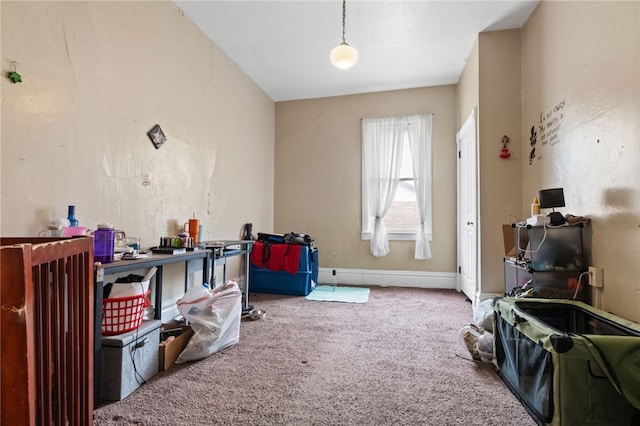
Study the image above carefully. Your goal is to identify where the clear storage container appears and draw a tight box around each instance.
[528,223,584,271]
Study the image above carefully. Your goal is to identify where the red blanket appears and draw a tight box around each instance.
[251,242,301,275]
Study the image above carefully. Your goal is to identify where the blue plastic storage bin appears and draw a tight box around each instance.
[310,249,318,284]
[250,247,318,296]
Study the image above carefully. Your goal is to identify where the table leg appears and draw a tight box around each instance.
[94,273,103,406]
[154,266,163,320]
[244,250,250,310]
[203,253,210,287]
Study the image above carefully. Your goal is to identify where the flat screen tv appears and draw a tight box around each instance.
[539,188,565,209]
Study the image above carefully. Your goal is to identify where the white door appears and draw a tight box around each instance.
[457,110,478,304]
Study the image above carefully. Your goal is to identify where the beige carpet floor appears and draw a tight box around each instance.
[94,286,536,425]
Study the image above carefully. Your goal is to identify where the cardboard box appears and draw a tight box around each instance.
[503,224,529,257]
[159,323,194,371]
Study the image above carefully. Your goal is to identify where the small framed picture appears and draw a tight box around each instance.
[147,124,167,149]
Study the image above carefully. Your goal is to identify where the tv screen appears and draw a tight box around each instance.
[539,188,565,209]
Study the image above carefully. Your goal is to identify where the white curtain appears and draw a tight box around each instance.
[362,117,405,256]
[406,114,433,259]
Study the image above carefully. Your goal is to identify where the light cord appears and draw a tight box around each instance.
[341,0,347,43]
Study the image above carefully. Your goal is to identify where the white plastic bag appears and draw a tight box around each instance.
[473,297,498,332]
[180,281,210,302]
[175,280,242,364]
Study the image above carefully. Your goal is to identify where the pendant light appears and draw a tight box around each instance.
[330,0,358,69]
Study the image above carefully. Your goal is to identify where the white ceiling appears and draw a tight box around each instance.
[175,0,539,102]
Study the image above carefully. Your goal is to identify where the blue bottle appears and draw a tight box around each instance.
[67,205,79,227]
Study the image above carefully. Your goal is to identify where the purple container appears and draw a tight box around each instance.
[94,224,115,264]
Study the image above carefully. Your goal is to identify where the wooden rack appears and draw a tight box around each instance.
[1,237,94,426]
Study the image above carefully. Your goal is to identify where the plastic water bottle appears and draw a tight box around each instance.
[94,224,115,264]
[67,205,79,227]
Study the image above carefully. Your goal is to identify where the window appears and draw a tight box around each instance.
[361,114,432,258]
[383,138,419,233]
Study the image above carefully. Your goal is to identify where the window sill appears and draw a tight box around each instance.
[361,232,417,241]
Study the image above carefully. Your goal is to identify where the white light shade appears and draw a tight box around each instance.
[330,42,358,69]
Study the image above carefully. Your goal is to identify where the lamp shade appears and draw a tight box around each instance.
[330,42,358,69]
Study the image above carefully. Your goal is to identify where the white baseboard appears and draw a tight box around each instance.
[317,267,456,289]
[156,269,457,321]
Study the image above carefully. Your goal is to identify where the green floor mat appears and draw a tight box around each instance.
[305,285,370,303]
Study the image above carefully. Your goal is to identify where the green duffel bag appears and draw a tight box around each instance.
[493,297,640,426]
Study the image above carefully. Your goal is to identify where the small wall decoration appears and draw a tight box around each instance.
[529,126,537,165]
[7,61,22,83]
[499,135,511,159]
[147,124,167,149]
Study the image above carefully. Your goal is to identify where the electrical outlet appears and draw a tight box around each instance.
[588,266,604,288]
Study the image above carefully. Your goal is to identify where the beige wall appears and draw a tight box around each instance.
[457,39,479,129]
[1,1,274,303]
[520,1,640,321]
[275,86,458,273]
[456,30,524,300]
[477,29,524,297]
[2,1,274,241]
